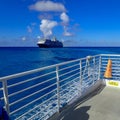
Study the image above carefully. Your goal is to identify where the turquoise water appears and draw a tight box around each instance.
[0,47,119,77]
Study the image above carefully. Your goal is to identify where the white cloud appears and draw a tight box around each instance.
[37,36,41,39]
[29,1,66,12]
[22,37,26,41]
[38,13,53,20]
[31,22,37,26]
[29,1,73,37]
[27,26,32,33]
[60,13,73,36]
[64,31,73,36]
[60,12,69,24]
[63,26,73,36]
[40,19,58,38]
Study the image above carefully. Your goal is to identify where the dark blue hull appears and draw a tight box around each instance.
[37,42,63,48]
[37,44,63,48]
[37,39,63,48]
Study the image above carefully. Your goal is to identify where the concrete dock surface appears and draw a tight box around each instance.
[59,86,120,120]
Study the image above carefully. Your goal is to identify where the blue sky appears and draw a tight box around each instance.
[0,0,120,47]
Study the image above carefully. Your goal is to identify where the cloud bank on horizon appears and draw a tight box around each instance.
[29,0,73,38]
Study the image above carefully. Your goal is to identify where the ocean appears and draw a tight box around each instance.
[0,47,119,77]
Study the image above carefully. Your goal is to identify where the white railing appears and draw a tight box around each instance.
[0,54,101,120]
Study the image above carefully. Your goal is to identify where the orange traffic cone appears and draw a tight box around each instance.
[104,59,112,78]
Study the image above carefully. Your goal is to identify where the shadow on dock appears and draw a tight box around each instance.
[60,85,105,120]
[61,106,90,120]
[50,84,105,120]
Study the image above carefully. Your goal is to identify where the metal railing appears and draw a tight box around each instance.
[0,54,102,119]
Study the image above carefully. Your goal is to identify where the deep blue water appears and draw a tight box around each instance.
[0,47,120,77]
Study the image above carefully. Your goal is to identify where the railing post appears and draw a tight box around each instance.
[2,80,10,115]
[92,57,96,84]
[56,65,60,113]
[98,55,102,80]
[87,59,89,76]
[87,56,92,77]
[79,60,82,94]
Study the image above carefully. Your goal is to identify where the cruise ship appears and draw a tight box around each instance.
[37,37,63,48]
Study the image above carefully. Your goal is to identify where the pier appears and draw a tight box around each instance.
[52,86,120,120]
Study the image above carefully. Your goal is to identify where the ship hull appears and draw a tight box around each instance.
[37,38,63,48]
[37,44,63,48]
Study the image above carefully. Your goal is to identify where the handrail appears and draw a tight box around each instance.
[60,72,80,83]
[0,65,56,82]
[60,77,80,92]
[100,54,120,56]
[0,57,84,82]
[0,55,99,82]
[0,54,104,119]
[15,93,57,120]
[59,68,80,78]
[10,88,57,115]
[59,63,79,72]
[9,83,57,106]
